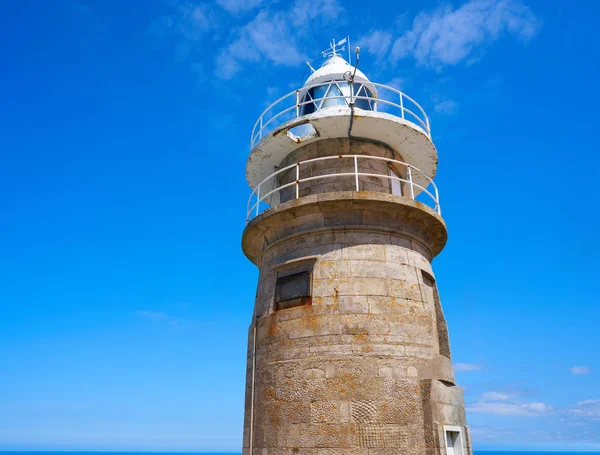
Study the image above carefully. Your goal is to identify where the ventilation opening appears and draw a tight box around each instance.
[445,429,464,455]
[287,123,318,143]
[275,270,311,310]
[421,269,451,359]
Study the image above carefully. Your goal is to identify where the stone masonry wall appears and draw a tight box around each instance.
[277,138,409,203]
[242,225,470,455]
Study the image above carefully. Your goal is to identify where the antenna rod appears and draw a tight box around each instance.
[347,36,351,64]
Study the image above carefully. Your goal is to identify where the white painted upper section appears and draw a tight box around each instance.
[246,48,437,194]
[246,107,438,193]
[304,56,376,95]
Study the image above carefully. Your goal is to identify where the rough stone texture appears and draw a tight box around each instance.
[242,169,471,454]
[276,139,409,204]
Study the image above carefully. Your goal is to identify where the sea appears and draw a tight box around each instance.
[2,452,599,455]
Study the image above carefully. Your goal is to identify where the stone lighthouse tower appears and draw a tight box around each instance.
[242,39,471,455]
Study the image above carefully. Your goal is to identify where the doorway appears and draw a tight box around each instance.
[389,167,402,196]
[445,428,464,455]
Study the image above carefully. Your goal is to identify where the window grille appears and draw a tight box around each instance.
[275,271,311,310]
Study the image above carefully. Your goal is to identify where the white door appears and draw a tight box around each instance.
[446,431,455,455]
[446,431,463,455]
[389,168,402,196]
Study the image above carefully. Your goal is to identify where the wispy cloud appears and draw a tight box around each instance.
[390,0,541,68]
[434,99,459,114]
[385,77,410,91]
[481,391,512,401]
[454,362,483,372]
[470,425,516,439]
[215,0,344,79]
[135,310,180,326]
[148,1,218,62]
[150,2,215,41]
[570,400,600,418]
[570,366,591,375]
[216,0,265,14]
[468,391,553,416]
[358,30,393,60]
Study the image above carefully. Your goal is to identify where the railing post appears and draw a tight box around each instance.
[259,116,263,139]
[256,185,260,217]
[407,166,415,200]
[296,90,300,118]
[354,156,360,191]
[435,186,441,216]
[296,162,300,199]
[400,93,405,119]
[426,116,431,138]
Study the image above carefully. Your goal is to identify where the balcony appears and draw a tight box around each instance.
[251,80,432,150]
[246,154,440,222]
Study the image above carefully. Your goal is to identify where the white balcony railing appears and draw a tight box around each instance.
[251,81,431,149]
[246,155,440,222]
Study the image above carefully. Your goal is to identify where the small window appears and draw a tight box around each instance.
[276,271,311,310]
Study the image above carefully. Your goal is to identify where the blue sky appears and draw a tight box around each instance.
[0,0,599,452]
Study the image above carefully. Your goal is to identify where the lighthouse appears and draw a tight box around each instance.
[241,39,472,455]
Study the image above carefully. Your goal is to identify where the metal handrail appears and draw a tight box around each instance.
[250,81,431,149]
[246,154,440,222]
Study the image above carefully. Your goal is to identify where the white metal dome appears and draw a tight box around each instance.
[304,55,376,95]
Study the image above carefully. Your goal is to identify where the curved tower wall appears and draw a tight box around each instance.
[242,49,471,455]
[242,192,471,455]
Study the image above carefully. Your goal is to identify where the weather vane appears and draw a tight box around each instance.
[321,37,351,61]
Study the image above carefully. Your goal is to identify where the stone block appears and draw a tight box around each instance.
[403,265,422,285]
[351,400,378,423]
[377,399,423,425]
[276,378,327,402]
[377,363,405,378]
[430,380,464,406]
[339,401,351,423]
[345,244,387,261]
[351,260,388,278]
[311,401,341,424]
[326,377,385,401]
[356,424,408,448]
[387,278,423,301]
[309,344,354,357]
[383,261,405,280]
[288,423,346,448]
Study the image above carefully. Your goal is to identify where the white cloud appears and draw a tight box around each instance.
[470,425,516,439]
[390,0,541,67]
[135,310,182,326]
[570,366,591,375]
[434,99,459,114]
[151,2,215,41]
[148,1,217,62]
[468,391,553,416]
[215,0,343,79]
[454,362,483,372]
[359,30,393,59]
[481,391,512,401]
[571,400,600,418]
[217,0,265,13]
[385,77,410,91]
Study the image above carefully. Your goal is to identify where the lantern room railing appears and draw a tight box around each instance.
[246,155,440,222]
[251,81,431,149]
